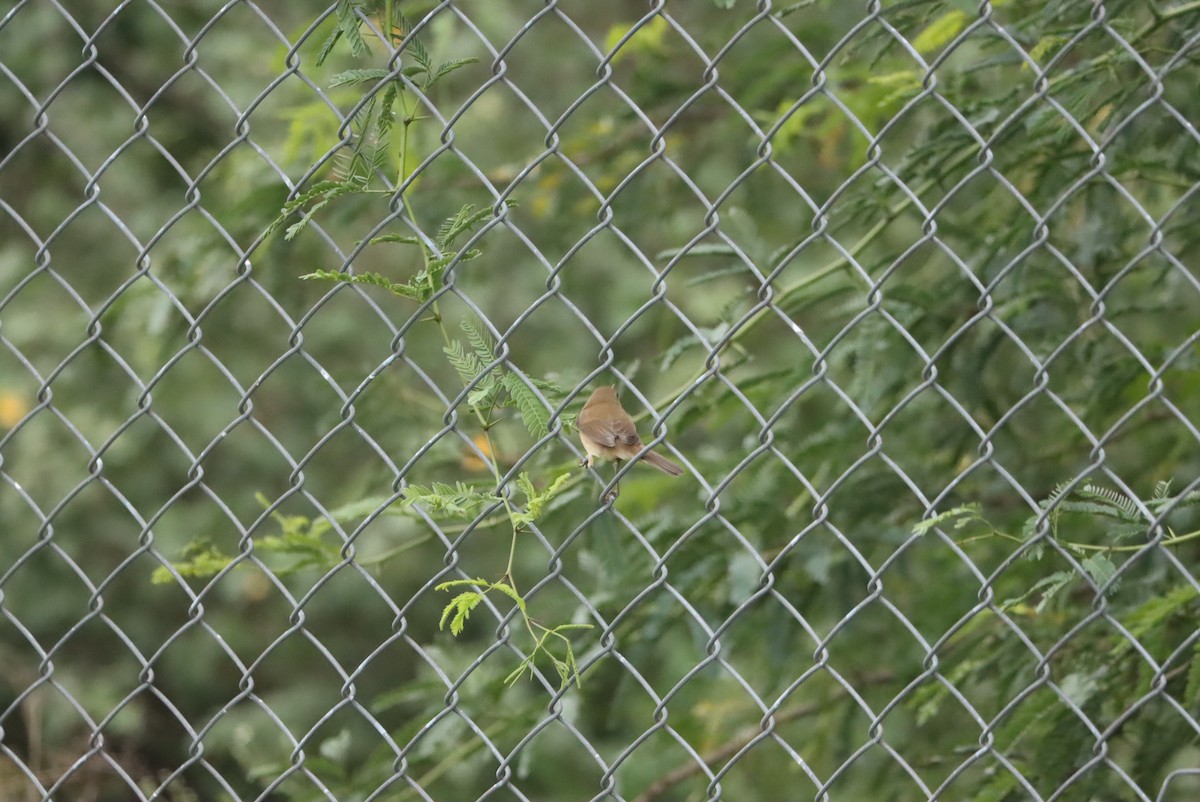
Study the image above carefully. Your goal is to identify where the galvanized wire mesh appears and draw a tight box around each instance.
[3,1,1200,800]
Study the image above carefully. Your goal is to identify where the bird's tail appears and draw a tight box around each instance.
[641,450,683,476]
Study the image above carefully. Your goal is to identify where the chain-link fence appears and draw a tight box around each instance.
[3,1,1200,800]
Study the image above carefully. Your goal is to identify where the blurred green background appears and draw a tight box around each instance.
[3,1,1200,800]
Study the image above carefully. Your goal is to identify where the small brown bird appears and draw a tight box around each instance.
[577,386,683,479]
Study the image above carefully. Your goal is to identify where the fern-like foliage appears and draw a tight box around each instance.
[439,317,571,438]
[271,13,480,245]
[401,481,498,519]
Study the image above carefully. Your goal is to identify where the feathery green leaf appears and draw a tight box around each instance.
[503,373,550,437]
[330,68,395,87]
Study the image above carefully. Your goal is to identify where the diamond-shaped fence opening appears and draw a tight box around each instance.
[3,1,1200,800]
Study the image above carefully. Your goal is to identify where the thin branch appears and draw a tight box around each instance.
[632,671,895,802]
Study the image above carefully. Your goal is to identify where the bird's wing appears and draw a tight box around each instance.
[577,415,641,448]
